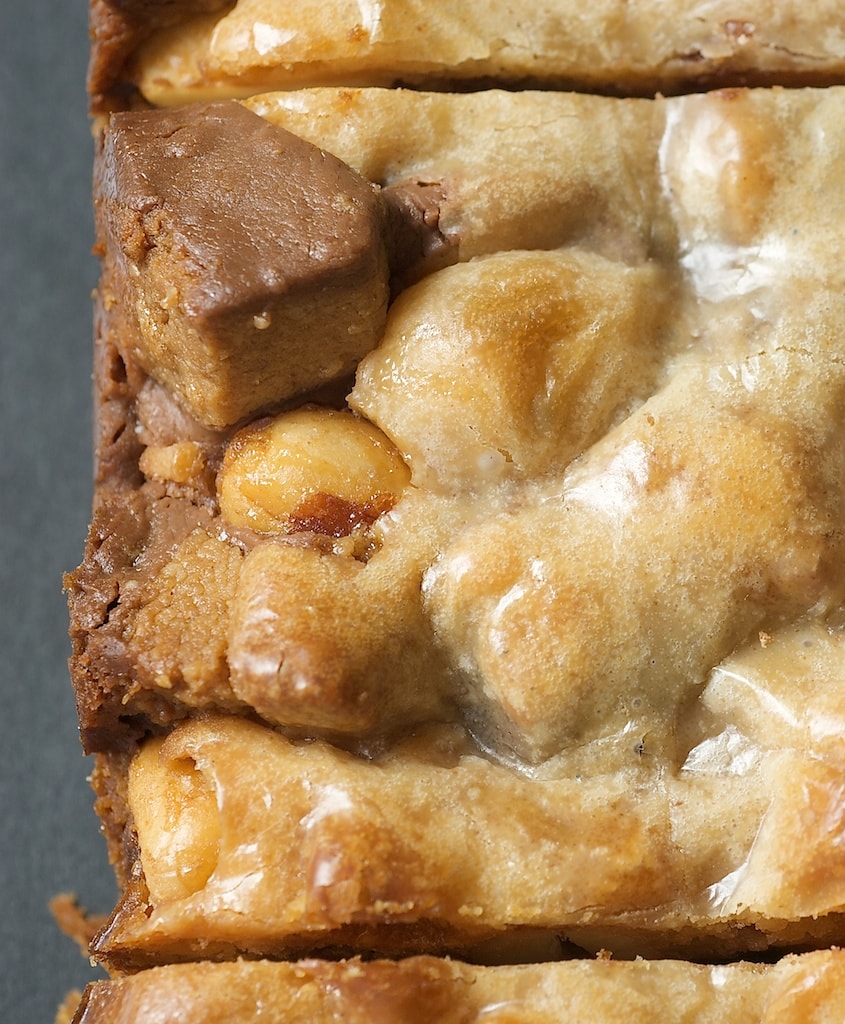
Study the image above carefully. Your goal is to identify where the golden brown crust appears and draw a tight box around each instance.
[68,951,845,1023]
[87,0,232,113]
[91,0,845,111]
[90,713,845,970]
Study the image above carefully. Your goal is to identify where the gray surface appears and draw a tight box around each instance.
[0,2,118,1019]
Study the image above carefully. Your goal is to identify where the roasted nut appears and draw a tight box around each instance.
[218,407,410,536]
[128,737,221,903]
[139,442,206,485]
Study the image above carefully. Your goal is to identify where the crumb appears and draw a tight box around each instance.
[49,892,108,957]
[54,988,83,1024]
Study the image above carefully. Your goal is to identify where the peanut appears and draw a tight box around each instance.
[128,738,221,903]
[139,441,206,485]
[218,407,410,536]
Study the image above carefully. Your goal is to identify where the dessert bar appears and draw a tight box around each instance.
[88,0,845,111]
[67,83,845,971]
[62,1,845,1019]
[71,950,845,1023]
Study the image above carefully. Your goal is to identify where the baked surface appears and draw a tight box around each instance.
[70,85,845,750]
[67,83,845,969]
[88,0,845,111]
[69,952,845,1023]
[93,710,845,968]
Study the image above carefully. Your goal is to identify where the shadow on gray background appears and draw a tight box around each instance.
[0,2,118,1019]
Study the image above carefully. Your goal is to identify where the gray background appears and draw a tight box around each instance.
[1,1,118,1019]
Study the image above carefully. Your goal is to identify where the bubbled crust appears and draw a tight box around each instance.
[95,716,675,966]
[350,250,673,490]
[422,349,845,760]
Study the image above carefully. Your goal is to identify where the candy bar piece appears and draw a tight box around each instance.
[95,99,390,428]
[88,0,845,111]
[68,951,845,1024]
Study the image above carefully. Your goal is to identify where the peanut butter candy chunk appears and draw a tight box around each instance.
[95,99,390,428]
